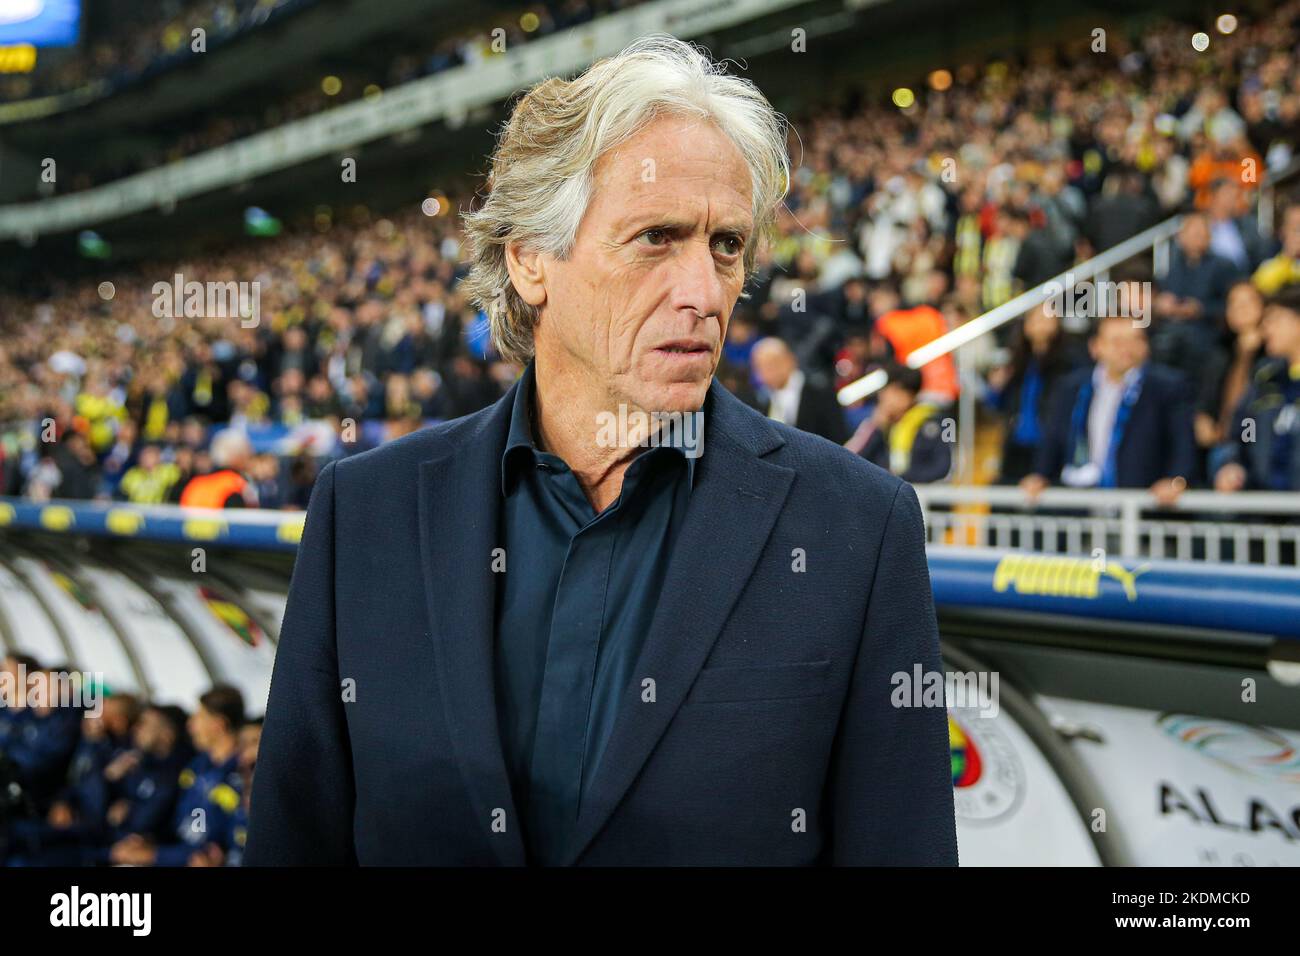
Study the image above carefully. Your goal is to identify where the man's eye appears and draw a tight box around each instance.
[637,229,670,247]
[714,235,743,257]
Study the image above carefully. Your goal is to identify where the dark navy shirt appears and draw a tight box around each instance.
[495,362,697,865]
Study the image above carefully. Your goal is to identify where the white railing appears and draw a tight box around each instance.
[912,486,1300,566]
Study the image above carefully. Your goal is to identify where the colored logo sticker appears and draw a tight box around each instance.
[199,586,264,647]
[1157,713,1300,785]
[949,710,1024,823]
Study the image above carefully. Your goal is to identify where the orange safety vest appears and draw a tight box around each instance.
[875,305,959,401]
[180,470,249,509]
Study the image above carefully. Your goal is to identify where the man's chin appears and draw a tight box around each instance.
[639,377,711,414]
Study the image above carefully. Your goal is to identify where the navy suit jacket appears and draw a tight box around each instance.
[1034,362,1198,489]
[245,375,957,866]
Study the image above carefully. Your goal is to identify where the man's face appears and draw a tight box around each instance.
[1091,319,1149,377]
[751,346,795,391]
[526,114,754,413]
[1178,217,1210,257]
[134,709,171,754]
[876,383,915,424]
[1282,209,1300,256]
[1262,306,1300,358]
[188,705,223,752]
[101,697,133,738]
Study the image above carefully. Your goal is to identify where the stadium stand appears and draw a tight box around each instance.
[2,0,1300,871]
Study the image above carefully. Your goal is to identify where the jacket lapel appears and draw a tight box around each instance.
[563,382,795,864]
[417,384,527,866]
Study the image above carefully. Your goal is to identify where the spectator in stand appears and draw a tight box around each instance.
[981,206,1026,312]
[1188,119,1262,211]
[1253,205,1300,295]
[1021,309,1196,503]
[845,363,952,483]
[118,443,183,504]
[1213,287,1300,492]
[1084,168,1160,263]
[178,430,258,508]
[1153,213,1243,374]
[1196,281,1267,461]
[1206,178,1272,274]
[872,284,959,407]
[751,337,849,444]
[986,302,1086,484]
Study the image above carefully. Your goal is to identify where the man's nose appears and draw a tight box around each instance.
[669,239,730,321]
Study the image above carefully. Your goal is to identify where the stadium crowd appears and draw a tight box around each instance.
[11,0,652,195]
[0,652,257,867]
[0,0,312,104]
[4,4,1300,510]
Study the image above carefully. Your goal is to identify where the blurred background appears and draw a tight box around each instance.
[0,0,1298,867]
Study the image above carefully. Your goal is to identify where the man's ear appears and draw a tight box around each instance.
[504,240,547,310]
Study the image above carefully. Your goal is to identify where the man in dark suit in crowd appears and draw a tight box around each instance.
[847,364,952,484]
[751,336,850,444]
[1022,309,1196,503]
[247,36,956,867]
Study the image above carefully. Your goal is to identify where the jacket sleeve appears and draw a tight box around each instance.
[1033,376,1074,482]
[902,420,953,484]
[824,481,958,864]
[1160,373,1198,484]
[244,460,357,864]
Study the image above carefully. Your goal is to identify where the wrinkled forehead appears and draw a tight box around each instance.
[588,117,756,231]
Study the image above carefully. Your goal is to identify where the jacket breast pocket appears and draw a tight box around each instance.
[685,660,831,704]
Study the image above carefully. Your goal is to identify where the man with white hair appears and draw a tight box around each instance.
[248,35,956,866]
[178,430,258,509]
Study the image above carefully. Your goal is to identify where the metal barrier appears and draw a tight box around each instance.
[913,485,1300,566]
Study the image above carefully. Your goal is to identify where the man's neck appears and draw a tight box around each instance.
[532,354,645,513]
[207,734,238,767]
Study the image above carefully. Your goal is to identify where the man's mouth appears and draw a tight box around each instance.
[654,340,712,356]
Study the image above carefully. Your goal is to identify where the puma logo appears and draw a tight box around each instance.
[1102,562,1149,601]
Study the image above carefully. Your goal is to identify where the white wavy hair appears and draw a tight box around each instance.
[459,33,790,365]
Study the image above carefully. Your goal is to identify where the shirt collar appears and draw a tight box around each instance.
[500,361,543,496]
[1092,362,1141,391]
[499,362,699,496]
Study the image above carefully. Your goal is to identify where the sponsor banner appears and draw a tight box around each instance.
[1038,697,1300,866]
[929,546,1300,640]
[0,496,302,552]
[950,702,1100,865]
